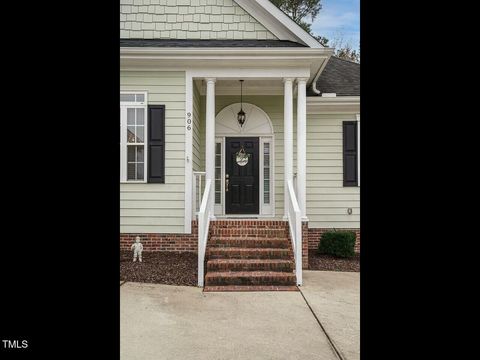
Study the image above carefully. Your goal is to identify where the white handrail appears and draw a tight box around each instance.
[197,179,212,287]
[287,180,302,285]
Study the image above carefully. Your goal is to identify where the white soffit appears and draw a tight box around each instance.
[234,0,323,48]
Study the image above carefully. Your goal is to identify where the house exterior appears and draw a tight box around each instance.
[120,0,360,289]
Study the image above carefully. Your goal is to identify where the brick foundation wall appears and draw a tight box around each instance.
[120,220,360,263]
[120,221,198,252]
[308,228,360,254]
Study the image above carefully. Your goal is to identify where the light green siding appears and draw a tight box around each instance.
[120,71,186,233]
[120,0,278,40]
[306,113,360,228]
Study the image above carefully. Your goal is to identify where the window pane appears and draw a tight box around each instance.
[121,94,135,102]
[127,108,135,125]
[136,94,145,102]
[264,155,270,166]
[127,146,135,162]
[264,143,270,204]
[215,142,222,204]
[127,126,136,143]
[136,126,144,142]
[136,108,144,125]
[136,146,144,162]
[127,163,136,180]
[137,163,144,181]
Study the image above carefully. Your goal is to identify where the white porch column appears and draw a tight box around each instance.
[297,78,308,220]
[205,78,216,216]
[283,78,294,218]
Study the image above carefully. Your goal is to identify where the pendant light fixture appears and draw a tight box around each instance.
[237,80,246,127]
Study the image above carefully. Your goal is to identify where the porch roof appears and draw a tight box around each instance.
[309,56,360,97]
[120,39,308,48]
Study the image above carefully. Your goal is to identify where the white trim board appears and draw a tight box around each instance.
[184,72,193,233]
[234,0,324,48]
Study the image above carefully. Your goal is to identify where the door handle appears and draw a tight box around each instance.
[225,174,229,192]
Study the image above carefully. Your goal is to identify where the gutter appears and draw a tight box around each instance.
[120,47,333,57]
[310,55,332,95]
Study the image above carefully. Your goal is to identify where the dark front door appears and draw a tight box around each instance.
[225,137,259,214]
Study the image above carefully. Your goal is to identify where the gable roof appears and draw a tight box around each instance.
[119,0,323,48]
[120,0,279,42]
[235,0,323,48]
[309,56,360,96]
[120,39,308,47]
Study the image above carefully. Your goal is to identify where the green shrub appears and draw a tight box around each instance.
[318,230,356,258]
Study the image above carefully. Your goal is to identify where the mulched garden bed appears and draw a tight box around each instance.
[308,252,360,272]
[120,251,197,286]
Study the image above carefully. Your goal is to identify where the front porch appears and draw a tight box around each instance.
[187,77,309,223]
[186,76,310,288]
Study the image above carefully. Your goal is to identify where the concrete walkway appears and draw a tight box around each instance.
[301,271,360,360]
[121,272,359,360]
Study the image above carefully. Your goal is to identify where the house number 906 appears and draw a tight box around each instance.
[186,112,192,131]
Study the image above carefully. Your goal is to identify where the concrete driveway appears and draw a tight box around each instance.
[301,271,360,360]
[121,271,359,360]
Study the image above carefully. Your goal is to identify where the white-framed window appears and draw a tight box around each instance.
[120,92,147,182]
[214,138,225,215]
[215,142,222,204]
[260,137,273,215]
[263,142,270,204]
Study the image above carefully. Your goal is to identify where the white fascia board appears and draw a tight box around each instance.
[307,96,360,113]
[307,96,360,105]
[235,0,323,48]
[120,47,332,58]
[120,47,333,84]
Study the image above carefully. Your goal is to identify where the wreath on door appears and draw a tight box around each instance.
[236,146,251,166]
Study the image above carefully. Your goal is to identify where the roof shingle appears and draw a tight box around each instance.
[310,56,360,96]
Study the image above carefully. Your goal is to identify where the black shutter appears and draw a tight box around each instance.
[148,105,165,183]
[343,121,358,186]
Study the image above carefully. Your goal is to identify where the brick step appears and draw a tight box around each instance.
[210,221,287,228]
[207,259,294,272]
[204,285,299,292]
[205,271,297,286]
[207,247,292,259]
[209,229,289,238]
[208,237,290,249]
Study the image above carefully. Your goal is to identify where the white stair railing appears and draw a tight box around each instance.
[287,180,302,285]
[197,179,212,287]
[192,171,206,217]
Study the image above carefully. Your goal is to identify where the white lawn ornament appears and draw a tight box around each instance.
[131,236,143,262]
